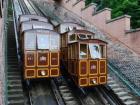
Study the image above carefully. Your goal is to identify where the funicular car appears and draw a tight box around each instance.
[61,29,107,87]
[22,29,60,79]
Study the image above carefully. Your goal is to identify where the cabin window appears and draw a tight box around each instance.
[69,34,76,42]
[87,34,94,39]
[50,35,60,50]
[24,34,36,50]
[100,45,106,58]
[78,34,87,39]
[71,44,76,59]
[37,34,49,50]
[89,44,101,59]
[79,44,88,59]
[87,35,92,39]
[68,46,71,59]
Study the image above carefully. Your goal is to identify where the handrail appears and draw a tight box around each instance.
[3,0,9,104]
[108,63,140,96]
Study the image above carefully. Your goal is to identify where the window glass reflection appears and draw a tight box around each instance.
[80,44,87,59]
[78,34,87,39]
[50,35,60,50]
[69,34,76,41]
[37,34,49,49]
[25,33,36,50]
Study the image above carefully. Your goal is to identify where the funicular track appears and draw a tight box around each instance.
[13,0,61,105]
[18,0,30,14]
[51,78,85,105]
[6,0,25,105]
[31,1,139,105]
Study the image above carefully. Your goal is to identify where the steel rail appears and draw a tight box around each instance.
[53,77,84,105]
[26,81,33,105]
[12,0,20,58]
[27,0,42,16]
[95,86,125,105]
[16,0,25,15]
[23,0,36,14]
[18,0,30,14]
[51,79,66,105]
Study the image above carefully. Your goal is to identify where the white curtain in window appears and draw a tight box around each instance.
[89,44,101,59]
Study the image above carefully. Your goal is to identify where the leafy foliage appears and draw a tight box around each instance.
[86,0,140,28]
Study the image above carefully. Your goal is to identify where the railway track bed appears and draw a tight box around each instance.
[24,80,57,105]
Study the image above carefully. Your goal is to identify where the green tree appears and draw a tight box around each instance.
[86,0,140,28]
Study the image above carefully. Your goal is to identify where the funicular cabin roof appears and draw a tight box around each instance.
[68,29,95,35]
[56,22,84,33]
[66,29,95,43]
[68,39,107,45]
[56,22,82,27]
[19,14,48,23]
[23,29,59,36]
[20,21,54,33]
[61,29,95,36]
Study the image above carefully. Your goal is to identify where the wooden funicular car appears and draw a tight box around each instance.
[22,29,60,79]
[61,29,107,87]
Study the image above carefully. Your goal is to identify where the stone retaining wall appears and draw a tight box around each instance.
[52,0,140,54]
